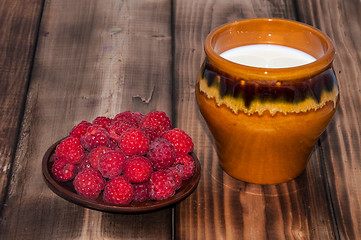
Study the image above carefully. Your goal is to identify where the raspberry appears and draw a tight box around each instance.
[118,128,150,157]
[175,154,195,180]
[88,146,112,169]
[165,167,183,190]
[75,154,92,174]
[103,176,134,205]
[51,154,59,163]
[98,150,126,179]
[123,156,153,183]
[55,137,84,164]
[163,128,194,154]
[147,138,176,170]
[108,119,133,142]
[52,158,76,182]
[140,111,172,137]
[92,116,112,130]
[170,164,185,179]
[113,111,139,127]
[133,183,149,202]
[107,140,121,150]
[80,125,110,151]
[141,127,159,142]
[73,168,105,200]
[147,171,176,200]
[131,112,145,127]
[69,121,92,140]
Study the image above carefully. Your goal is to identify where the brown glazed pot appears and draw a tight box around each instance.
[196,18,339,184]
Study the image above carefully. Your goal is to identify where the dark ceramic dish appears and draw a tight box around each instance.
[42,139,201,213]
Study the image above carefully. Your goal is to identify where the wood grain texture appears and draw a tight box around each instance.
[297,0,361,239]
[0,0,172,239]
[173,0,336,239]
[0,0,43,212]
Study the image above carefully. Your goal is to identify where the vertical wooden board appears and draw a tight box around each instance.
[0,0,172,239]
[173,0,335,239]
[297,0,361,239]
[0,0,43,211]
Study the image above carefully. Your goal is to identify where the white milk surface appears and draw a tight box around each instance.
[220,44,316,68]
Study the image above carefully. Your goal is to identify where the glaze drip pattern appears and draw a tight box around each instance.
[199,62,339,115]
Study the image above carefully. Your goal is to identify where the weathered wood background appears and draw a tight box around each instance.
[0,0,360,239]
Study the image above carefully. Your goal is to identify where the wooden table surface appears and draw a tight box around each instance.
[1,0,360,239]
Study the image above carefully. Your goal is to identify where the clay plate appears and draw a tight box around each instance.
[42,139,201,213]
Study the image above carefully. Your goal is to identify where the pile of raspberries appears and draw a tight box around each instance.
[51,111,195,205]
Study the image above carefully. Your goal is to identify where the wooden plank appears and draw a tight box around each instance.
[0,0,43,212]
[173,0,336,239]
[0,0,173,239]
[297,0,361,239]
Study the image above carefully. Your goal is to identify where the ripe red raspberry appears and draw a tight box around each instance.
[163,128,194,154]
[131,112,145,127]
[123,156,153,183]
[140,111,172,137]
[147,138,176,170]
[133,183,149,202]
[88,146,112,169]
[118,128,150,157]
[75,153,92,174]
[108,119,133,142]
[52,158,76,182]
[73,168,106,200]
[141,127,159,142]
[69,121,92,140]
[165,167,183,190]
[175,154,195,180]
[107,140,121,150]
[147,171,176,201]
[113,111,139,127]
[92,116,112,130]
[103,176,134,205]
[80,125,110,151]
[98,150,126,179]
[170,163,185,179]
[55,137,84,164]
